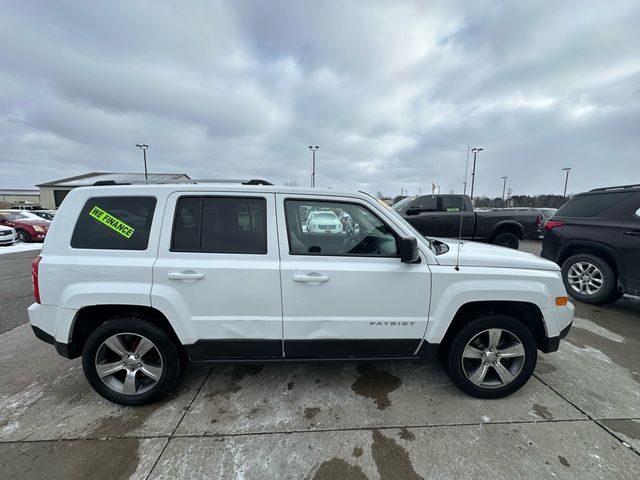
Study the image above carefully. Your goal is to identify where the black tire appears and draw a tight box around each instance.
[16,229,30,243]
[561,254,616,305]
[446,315,537,399]
[82,318,181,406]
[491,232,519,249]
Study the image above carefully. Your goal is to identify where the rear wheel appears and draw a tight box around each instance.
[15,229,30,243]
[445,315,537,399]
[82,318,181,405]
[561,254,616,304]
[491,231,519,249]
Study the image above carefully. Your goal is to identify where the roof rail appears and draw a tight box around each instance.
[589,184,640,192]
[91,178,273,186]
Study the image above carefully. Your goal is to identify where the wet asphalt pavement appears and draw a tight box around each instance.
[0,241,638,479]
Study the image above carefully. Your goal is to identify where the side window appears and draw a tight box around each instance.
[557,192,633,217]
[172,196,267,254]
[71,196,156,250]
[440,196,465,212]
[410,196,438,211]
[285,200,398,257]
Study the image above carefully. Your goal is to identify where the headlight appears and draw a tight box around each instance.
[33,226,45,232]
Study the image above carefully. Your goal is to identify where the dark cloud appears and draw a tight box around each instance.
[0,0,638,198]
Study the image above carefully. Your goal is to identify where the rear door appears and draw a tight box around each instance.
[614,206,640,294]
[276,194,430,359]
[152,192,283,360]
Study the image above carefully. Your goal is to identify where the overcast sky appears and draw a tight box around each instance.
[1,0,638,198]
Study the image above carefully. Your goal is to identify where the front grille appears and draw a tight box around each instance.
[318,224,337,229]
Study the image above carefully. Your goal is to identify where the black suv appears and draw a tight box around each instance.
[542,184,640,304]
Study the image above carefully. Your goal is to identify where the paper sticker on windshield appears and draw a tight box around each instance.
[89,206,135,238]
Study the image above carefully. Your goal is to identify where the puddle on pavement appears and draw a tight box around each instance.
[600,419,640,441]
[532,404,553,420]
[304,407,321,420]
[309,457,369,480]
[398,427,416,441]
[371,430,423,480]
[351,364,401,410]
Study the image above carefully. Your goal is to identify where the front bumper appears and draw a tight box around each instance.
[539,321,572,353]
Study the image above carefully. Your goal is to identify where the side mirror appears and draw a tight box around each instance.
[405,208,421,216]
[400,236,420,263]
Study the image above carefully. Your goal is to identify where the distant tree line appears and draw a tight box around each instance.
[473,194,569,209]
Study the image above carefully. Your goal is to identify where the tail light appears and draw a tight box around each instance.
[32,255,42,304]
[545,220,565,231]
[535,214,541,226]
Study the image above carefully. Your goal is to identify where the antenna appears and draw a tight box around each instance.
[455,148,472,271]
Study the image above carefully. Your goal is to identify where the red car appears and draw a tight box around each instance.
[0,211,50,242]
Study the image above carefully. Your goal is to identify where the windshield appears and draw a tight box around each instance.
[391,197,415,212]
[312,212,337,220]
[0,212,28,220]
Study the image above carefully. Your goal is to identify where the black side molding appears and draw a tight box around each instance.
[184,339,282,361]
[284,339,421,358]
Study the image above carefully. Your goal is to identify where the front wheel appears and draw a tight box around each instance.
[491,232,519,249]
[15,229,30,243]
[445,315,537,399]
[82,318,181,405]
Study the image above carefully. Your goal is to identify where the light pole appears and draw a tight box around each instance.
[308,146,319,187]
[135,144,149,180]
[463,146,470,194]
[501,176,508,206]
[562,167,571,197]
[470,147,483,200]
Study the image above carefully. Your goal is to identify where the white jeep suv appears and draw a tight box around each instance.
[28,183,573,405]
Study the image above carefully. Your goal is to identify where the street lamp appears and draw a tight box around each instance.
[501,176,508,206]
[562,167,571,197]
[135,144,149,180]
[308,146,319,187]
[470,147,483,200]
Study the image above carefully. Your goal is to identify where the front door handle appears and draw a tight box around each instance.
[624,231,640,236]
[293,273,330,283]
[168,271,205,280]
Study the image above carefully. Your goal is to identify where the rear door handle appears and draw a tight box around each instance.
[624,231,640,236]
[293,273,330,283]
[168,271,205,280]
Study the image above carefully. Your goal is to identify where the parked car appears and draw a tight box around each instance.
[306,210,344,234]
[8,204,42,211]
[30,210,57,221]
[0,211,50,242]
[542,184,640,304]
[393,194,541,249]
[0,224,17,246]
[29,183,573,405]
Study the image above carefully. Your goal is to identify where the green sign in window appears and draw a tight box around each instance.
[89,206,135,239]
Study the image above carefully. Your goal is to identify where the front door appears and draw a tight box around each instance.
[276,194,430,358]
[152,192,283,360]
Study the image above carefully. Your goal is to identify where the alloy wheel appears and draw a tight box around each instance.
[567,261,603,295]
[94,333,163,395]
[461,328,526,388]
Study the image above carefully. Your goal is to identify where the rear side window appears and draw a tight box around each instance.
[71,196,157,250]
[557,192,633,217]
[172,196,267,254]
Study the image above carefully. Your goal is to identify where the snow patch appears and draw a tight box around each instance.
[0,243,42,255]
